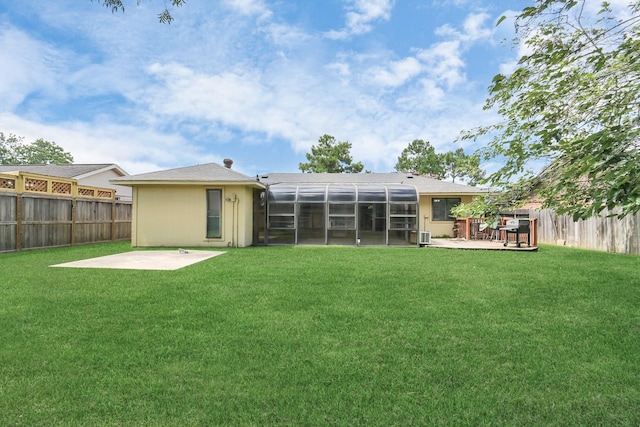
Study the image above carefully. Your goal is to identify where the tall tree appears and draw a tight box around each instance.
[395,140,485,185]
[96,0,187,23]
[462,0,640,219]
[299,134,364,173]
[0,133,74,164]
[395,139,443,178]
[441,148,485,185]
[0,133,21,164]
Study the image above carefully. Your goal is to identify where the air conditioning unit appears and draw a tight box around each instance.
[418,231,431,246]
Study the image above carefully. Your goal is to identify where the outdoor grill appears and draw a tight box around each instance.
[500,219,531,248]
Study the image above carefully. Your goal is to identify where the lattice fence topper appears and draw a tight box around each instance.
[0,172,115,200]
[25,178,48,192]
[52,181,72,195]
[0,178,16,189]
[78,188,95,197]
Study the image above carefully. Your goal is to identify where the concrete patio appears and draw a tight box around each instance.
[51,250,226,270]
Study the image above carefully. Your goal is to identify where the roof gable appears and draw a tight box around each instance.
[0,164,127,179]
[111,162,259,184]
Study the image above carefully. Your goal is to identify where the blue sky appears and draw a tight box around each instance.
[0,0,530,177]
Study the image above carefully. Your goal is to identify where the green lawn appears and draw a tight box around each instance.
[1,243,639,426]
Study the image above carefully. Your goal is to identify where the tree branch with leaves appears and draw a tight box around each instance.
[462,0,640,219]
[95,0,187,23]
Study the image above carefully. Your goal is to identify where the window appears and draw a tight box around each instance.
[357,185,386,202]
[388,185,418,202]
[266,186,296,244]
[328,185,356,202]
[298,185,326,202]
[206,189,222,238]
[432,197,461,221]
[268,185,296,202]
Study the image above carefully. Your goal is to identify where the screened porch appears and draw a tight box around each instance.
[262,183,419,246]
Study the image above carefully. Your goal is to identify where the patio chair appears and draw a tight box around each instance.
[485,218,501,241]
[477,222,490,240]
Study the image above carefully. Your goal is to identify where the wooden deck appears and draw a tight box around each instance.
[425,238,538,251]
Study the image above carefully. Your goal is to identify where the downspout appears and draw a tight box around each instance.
[226,193,239,247]
[235,197,240,248]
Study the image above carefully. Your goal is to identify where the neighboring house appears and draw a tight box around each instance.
[112,161,488,248]
[0,164,131,200]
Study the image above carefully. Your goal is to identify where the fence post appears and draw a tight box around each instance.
[15,195,22,252]
[530,218,538,247]
[111,199,116,242]
[71,198,77,247]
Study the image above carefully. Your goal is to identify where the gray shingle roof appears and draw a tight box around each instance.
[0,164,125,178]
[109,163,488,195]
[111,162,260,185]
[259,173,489,195]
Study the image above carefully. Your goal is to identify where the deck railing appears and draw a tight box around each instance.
[454,217,538,246]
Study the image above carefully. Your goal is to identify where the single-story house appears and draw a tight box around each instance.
[0,164,131,200]
[111,161,489,247]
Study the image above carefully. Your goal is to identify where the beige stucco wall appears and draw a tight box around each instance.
[419,195,475,237]
[131,184,255,248]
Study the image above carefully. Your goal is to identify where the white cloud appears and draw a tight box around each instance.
[367,57,423,87]
[415,41,466,88]
[139,58,476,172]
[0,112,217,174]
[325,62,351,79]
[0,27,68,111]
[461,12,494,41]
[144,63,273,130]
[434,12,493,42]
[329,10,496,94]
[395,79,446,111]
[1,1,514,175]
[325,0,395,39]
[263,22,313,47]
[222,0,272,20]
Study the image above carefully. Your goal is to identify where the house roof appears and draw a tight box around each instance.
[111,162,263,187]
[259,173,489,195]
[110,163,488,195]
[0,164,128,179]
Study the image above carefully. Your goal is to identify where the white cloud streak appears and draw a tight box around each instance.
[325,0,395,39]
[0,27,68,110]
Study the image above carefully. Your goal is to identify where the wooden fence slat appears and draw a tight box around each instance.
[0,192,132,253]
[526,209,640,255]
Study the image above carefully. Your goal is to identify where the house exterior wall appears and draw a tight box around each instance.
[79,169,132,200]
[131,184,254,247]
[419,195,475,237]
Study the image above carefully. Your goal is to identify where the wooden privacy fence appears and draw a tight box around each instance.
[0,172,131,252]
[525,209,640,255]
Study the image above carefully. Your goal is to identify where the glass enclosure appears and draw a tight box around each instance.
[265,183,418,246]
